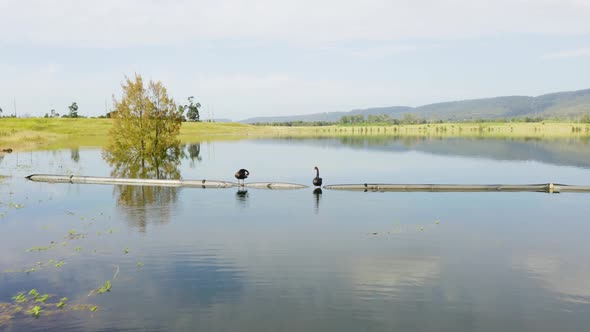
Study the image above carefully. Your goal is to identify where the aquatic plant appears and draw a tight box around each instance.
[1,290,97,326]
[67,230,87,240]
[97,281,112,294]
[35,294,49,303]
[28,305,42,319]
[88,266,119,296]
[12,293,27,303]
[26,241,56,252]
[57,297,67,309]
[28,289,39,299]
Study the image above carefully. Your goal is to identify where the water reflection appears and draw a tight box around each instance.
[103,141,184,232]
[184,143,202,168]
[115,185,179,232]
[4,139,590,331]
[235,189,249,208]
[274,136,590,169]
[516,253,590,304]
[351,256,440,299]
[70,147,80,163]
[313,188,322,214]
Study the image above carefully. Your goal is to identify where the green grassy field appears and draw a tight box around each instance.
[1,118,589,151]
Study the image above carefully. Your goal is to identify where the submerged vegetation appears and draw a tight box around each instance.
[0,206,141,327]
[0,288,95,325]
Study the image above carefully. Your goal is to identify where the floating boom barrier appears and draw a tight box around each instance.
[25,174,308,190]
[323,183,590,193]
[25,175,590,193]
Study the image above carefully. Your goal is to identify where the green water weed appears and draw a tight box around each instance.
[28,305,42,319]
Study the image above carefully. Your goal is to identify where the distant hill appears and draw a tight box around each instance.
[240,88,590,123]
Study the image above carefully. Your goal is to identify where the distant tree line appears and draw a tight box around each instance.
[340,113,429,125]
[252,120,334,126]
[250,112,590,126]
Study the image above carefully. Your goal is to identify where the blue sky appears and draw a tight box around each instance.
[1,0,589,120]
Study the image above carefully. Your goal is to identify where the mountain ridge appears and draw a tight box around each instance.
[239,88,590,123]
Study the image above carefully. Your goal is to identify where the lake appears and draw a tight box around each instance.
[1,136,590,331]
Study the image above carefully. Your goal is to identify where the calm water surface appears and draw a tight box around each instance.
[1,137,590,331]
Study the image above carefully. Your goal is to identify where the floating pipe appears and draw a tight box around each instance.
[25,175,589,193]
[323,183,590,193]
[26,174,234,188]
[556,184,590,192]
[244,182,308,189]
[25,174,308,190]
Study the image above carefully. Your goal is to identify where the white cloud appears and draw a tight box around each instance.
[1,0,589,47]
[350,45,420,59]
[542,47,590,59]
[176,72,477,120]
[42,62,62,75]
[181,73,398,118]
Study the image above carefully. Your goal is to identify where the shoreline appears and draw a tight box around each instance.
[1,118,589,152]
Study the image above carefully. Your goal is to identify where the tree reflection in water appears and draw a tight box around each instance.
[185,143,202,168]
[103,143,184,232]
[70,147,80,163]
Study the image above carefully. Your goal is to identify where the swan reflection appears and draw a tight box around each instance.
[313,188,322,214]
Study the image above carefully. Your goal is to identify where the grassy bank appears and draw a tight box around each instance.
[1,118,589,151]
[0,118,273,150]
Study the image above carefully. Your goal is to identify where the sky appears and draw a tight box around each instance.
[0,0,589,121]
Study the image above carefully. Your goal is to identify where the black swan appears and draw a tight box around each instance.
[235,169,249,185]
[313,166,322,187]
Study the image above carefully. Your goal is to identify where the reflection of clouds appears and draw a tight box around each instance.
[0,252,27,272]
[138,252,245,306]
[351,256,439,297]
[516,254,590,303]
